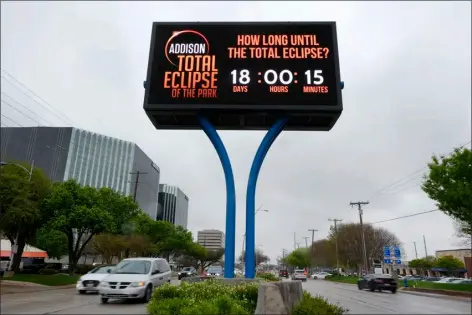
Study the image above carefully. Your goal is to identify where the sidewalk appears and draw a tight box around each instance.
[0,280,75,295]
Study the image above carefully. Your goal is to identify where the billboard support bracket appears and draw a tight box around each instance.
[245,117,288,278]
[198,115,236,279]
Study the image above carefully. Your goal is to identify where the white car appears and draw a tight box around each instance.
[434,277,462,283]
[312,272,332,279]
[98,257,172,304]
[291,270,307,281]
[76,265,115,294]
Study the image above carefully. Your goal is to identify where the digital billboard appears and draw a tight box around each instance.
[143,22,343,130]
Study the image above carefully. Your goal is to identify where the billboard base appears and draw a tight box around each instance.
[245,118,288,278]
[198,115,236,279]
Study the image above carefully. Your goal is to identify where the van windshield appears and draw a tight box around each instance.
[114,260,151,274]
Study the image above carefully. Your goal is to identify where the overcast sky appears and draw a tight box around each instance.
[1,1,471,263]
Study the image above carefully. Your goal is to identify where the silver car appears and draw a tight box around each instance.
[98,257,172,304]
[76,265,114,294]
[292,269,307,282]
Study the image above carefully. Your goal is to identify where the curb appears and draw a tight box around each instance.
[1,284,76,295]
[398,288,472,301]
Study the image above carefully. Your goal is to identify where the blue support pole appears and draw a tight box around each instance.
[245,117,288,278]
[198,116,236,278]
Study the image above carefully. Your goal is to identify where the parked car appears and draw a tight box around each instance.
[98,257,172,304]
[357,274,397,293]
[405,275,423,281]
[450,279,472,284]
[76,265,115,294]
[422,277,442,282]
[434,277,463,283]
[279,269,289,278]
[207,265,223,277]
[178,267,197,280]
[291,269,307,282]
[312,272,332,280]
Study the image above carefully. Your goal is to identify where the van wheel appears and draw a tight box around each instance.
[143,284,153,302]
[100,297,108,304]
[78,290,86,295]
[391,288,397,294]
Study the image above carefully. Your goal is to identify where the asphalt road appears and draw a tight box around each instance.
[2,279,471,314]
[303,279,472,314]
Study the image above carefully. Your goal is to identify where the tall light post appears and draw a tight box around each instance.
[1,160,34,272]
[242,205,268,267]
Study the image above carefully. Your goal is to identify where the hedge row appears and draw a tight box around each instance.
[148,279,346,315]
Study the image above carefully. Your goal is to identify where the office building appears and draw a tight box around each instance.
[197,229,225,250]
[0,127,160,218]
[157,184,189,229]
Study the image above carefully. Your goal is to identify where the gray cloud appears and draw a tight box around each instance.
[1,1,470,263]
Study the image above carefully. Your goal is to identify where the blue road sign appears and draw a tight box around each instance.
[384,259,392,264]
[395,259,402,265]
[393,246,401,258]
[383,246,391,257]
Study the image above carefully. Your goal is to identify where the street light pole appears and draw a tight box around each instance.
[243,205,268,268]
[1,160,34,272]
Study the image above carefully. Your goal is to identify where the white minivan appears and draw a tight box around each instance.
[98,257,172,304]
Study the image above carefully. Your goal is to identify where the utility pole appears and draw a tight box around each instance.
[129,170,147,202]
[350,201,369,274]
[328,218,343,273]
[296,242,301,249]
[293,232,296,250]
[308,229,318,274]
[282,248,287,269]
[423,235,428,257]
[303,236,310,249]
[413,242,418,259]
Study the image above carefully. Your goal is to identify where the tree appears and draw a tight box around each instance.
[454,220,472,247]
[422,147,472,233]
[408,257,435,276]
[433,255,465,275]
[328,223,400,271]
[177,244,225,271]
[238,248,270,266]
[308,239,336,268]
[283,248,310,268]
[0,162,52,272]
[43,180,138,274]
[32,226,68,259]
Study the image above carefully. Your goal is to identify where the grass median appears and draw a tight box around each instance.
[4,274,81,286]
[326,276,472,293]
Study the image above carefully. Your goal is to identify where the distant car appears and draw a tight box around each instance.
[207,266,223,277]
[312,272,331,280]
[178,267,197,280]
[279,269,289,278]
[450,279,472,284]
[291,270,307,282]
[76,265,115,294]
[99,257,172,304]
[357,274,397,293]
[422,277,442,282]
[434,277,463,283]
[405,275,423,281]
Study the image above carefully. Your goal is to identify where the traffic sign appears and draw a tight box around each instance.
[394,259,402,265]
[393,246,401,258]
[383,259,392,264]
[383,246,391,258]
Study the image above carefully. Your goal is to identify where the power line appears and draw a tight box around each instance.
[371,209,439,224]
[1,69,78,126]
[1,114,24,127]
[1,99,43,126]
[1,92,56,126]
[367,140,472,200]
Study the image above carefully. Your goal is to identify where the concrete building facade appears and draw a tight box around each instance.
[197,229,225,250]
[157,184,189,229]
[0,127,160,219]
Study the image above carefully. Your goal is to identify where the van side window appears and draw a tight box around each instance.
[159,260,170,272]
[152,261,159,273]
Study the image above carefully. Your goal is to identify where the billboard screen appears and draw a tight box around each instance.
[144,22,342,109]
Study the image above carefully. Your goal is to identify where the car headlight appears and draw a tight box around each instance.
[129,281,146,287]
[215,273,220,276]
[178,272,181,275]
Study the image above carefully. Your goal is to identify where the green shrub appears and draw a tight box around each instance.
[148,281,260,315]
[292,291,347,315]
[257,272,279,282]
[39,268,58,275]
